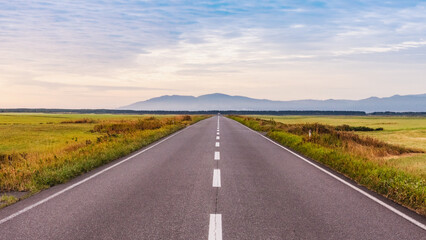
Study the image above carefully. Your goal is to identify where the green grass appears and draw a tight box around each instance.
[0,122,100,154]
[229,115,426,215]
[253,115,426,178]
[0,113,165,125]
[0,113,173,154]
[386,154,426,179]
[0,194,18,207]
[253,115,426,150]
[0,114,208,196]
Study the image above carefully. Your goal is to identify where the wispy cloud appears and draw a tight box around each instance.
[290,24,306,29]
[11,80,170,92]
[333,41,426,56]
[0,1,425,107]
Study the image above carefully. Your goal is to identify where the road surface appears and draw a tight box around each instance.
[0,116,425,239]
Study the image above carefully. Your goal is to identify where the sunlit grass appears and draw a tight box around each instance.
[253,115,426,178]
[0,194,17,207]
[0,113,176,153]
[253,115,426,131]
[0,114,208,194]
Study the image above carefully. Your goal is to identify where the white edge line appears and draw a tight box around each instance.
[0,123,196,225]
[208,214,222,240]
[234,119,426,231]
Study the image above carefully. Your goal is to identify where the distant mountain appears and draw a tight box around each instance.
[119,93,426,112]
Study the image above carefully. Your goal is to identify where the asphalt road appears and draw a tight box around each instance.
[0,115,425,239]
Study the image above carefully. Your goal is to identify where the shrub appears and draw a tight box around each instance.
[182,115,192,121]
[61,118,97,124]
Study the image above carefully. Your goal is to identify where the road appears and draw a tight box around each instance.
[0,116,425,239]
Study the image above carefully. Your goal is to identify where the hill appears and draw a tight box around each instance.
[119,93,426,112]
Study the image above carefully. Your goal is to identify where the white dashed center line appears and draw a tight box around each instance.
[213,169,221,187]
[214,151,220,160]
[210,116,223,240]
[208,214,222,240]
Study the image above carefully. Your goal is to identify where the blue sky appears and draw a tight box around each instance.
[0,0,425,108]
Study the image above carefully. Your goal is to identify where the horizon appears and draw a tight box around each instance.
[1,1,426,108]
[119,92,426,112]
[126,92,426,105]
[1,92,425,110]
[134,92,425,101]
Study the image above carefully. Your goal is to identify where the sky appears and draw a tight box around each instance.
[1,0,425,109]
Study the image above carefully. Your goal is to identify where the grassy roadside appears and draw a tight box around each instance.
[0,114,209,208]
[252,115,426,152]
[228,115,425,216]
[253,115,426,178]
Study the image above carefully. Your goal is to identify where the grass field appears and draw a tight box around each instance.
[254,115,426,178]
[0,113,208,207]
[231,115,426,215]
[0,113,168,154]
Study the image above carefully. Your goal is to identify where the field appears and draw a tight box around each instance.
[231,115,425,215]
[0,113,207,207]
[254,115,426,178]
[0,114,166,154]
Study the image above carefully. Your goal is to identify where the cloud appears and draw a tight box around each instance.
[0,1,426,107]
[290,24,306,29]
[280,8,308,13]
[333,41,426,56]
[11,80,171,92]
[335,27,380,37]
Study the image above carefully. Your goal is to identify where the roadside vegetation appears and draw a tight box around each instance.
[0,113,208,207]
[254,115,426,179]
[229,115,426,215]
[255,115,426,152]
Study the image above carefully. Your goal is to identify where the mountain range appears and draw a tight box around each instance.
[119,93,426,112]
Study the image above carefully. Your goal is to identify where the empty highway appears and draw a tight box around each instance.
[0,116,425,239]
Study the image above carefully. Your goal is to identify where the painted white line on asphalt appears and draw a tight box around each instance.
[213,169,221,187]
[238,121,426,231]
[216,136,220,140]
[217,132,220,135]
[217,116,220,130]
[208,214,222,240]
[214,151,220,160]
[215,142,220,147]
[0,122,199,225]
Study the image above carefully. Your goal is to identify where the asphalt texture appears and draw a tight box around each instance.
[0,116,425,239]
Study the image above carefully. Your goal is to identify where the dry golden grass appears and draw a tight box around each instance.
[254,115,426,178]
[0,114,207,193]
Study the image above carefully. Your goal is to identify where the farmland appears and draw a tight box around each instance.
[254,115,426,178]
[0,113,207,206]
